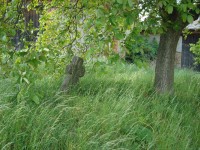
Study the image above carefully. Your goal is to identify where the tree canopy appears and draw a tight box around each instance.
[0,0,199,92]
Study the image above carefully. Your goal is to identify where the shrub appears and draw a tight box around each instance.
[124,31,158,64]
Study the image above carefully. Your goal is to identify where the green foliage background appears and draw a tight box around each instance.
[191,39,200,65]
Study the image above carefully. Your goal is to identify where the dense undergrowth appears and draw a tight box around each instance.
[0,63,200,149]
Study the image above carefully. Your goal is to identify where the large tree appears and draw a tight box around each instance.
[90,0,200,93]
[150,0,200,93]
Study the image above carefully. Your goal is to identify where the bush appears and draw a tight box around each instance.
[190,39,200,65]
[124,31,158,64]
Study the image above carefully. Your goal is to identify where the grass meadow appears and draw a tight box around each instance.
[0,63,200,149]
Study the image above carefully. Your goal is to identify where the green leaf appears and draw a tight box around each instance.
[111,8,117,15]
[166,5,173,14]
[158,1,163,8]
[115,32,124,40]
[128,0,133,7]
[123,0,127,9]
[17,51,28,56]
[195,8,200,14]
[43,48,49,52]
[188,3,194,9]
[23,77,30,84]
[187,15,193,23]
[10,29,16,36]
[2,35,7,42]
[181,4,187,12]
[134,59,144,68]
[182,13,187,22]
[126,15,134,25]
[32,95,40,104]
[28,59,40,68]
[109,16,117,26]
[163,1,167,6]
[117,0,123,4]
[82,0,88,6]
[96,9,104,18]
[17,92,22,103]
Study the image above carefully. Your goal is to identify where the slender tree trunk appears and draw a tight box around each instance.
[154,28,181,93]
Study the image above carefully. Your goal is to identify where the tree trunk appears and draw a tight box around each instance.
[154,29,181,93]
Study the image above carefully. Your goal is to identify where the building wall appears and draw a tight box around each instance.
[175,52,182,67]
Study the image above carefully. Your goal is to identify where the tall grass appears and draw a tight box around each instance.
[0,63,199,149]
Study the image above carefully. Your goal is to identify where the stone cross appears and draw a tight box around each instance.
[60,56,85,92]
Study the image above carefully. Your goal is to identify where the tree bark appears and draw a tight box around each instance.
[154,29,181,93]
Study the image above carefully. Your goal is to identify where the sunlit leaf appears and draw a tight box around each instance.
[128,0,133,7]
[187,15,194,23]
[23,77,30,84]
[96,8,104,18]
[158,1,163,8]
[115,32,124,40]
[117,0,123,4]
[109,16,117,26]
[2,35,7,42]
[127,15,134,25]
[182,13,187,22]
[166,5,173,14]
[32,95,40,104]
[123,0,127,9]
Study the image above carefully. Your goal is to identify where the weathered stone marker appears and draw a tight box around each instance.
[60,56,85,92]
